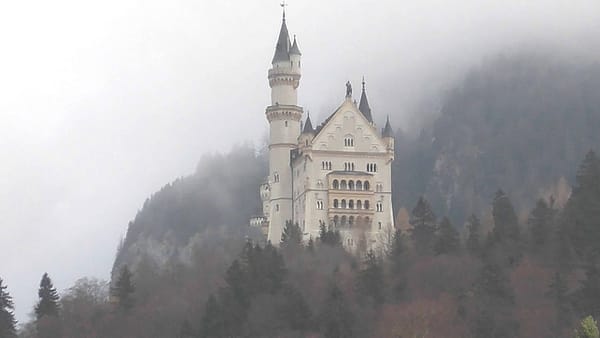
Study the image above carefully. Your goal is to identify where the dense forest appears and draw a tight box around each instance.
[3,52,600,337]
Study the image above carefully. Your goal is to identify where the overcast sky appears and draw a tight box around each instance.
[1,0,599,323]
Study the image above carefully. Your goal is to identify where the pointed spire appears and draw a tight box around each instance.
[272,9,291,64]
[303,113,314,133]
[290,35,301,55]
[358,77,374,123]
[382,115,394,138]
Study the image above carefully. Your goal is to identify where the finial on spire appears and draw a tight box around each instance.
[362,76,366,91]
[281,1,288,20]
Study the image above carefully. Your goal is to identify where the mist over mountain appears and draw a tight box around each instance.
[112,50,600,276]
[392,52,600,223]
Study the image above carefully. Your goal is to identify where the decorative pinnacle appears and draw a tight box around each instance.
[362,76,366,91]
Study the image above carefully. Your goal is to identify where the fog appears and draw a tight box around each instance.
[1,0,598,323]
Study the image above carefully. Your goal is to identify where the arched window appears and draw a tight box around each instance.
[285,121,288,127]
[349,200,354,209]
[357,200,362,209]
[365,217,370,226]
[349,216,354,227]
[340,180,347,190]
[364,200,370,210]
[341,199,347,209]
[378,222,382,230]
[349,180,355,190]
[333,180,339,189]
[333,199,339,208]
[341,216,347,226]
[364,181,370,191]
[356,181,363,190]
[276,204,280,212]
[377,202,383,212]
[333,216,339,227]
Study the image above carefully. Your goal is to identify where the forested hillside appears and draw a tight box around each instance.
[393,53,600,223]
[10,52,600,337]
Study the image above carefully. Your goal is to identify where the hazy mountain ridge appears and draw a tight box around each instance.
[393,53,600,222]
[112,146,267,275]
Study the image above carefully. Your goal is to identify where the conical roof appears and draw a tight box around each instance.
[271,14,291,64]
[382,116,394,138]
[358,79,374,123]
[303,114,314,133]
[290,35,301,55]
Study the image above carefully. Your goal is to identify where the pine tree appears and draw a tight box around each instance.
[470,260,518,338]
[319,223,341,247]
[319,283,354,338]
[35,273,60,320]
[529,198,553,251]
[281,221,303,249]
[547,272,571,335]
[492,190,520,243]
[466,214,483,256]
[0,278,17,337]
[565,150,600,261]
[356,250,384,305]
[388,229,405,273]
[574,264,600,319]
[409,196,438,255]
[434,217,461,255]
[200,295,224,338]
[112,265,135,311]
[280,286,312,332]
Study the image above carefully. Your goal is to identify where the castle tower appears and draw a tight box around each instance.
[266,10,303,244]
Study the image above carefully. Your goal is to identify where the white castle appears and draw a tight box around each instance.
[251,10,395,252]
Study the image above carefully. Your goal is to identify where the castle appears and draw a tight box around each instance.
[251,10,395,252]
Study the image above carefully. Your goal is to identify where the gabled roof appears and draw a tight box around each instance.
[272,14,291,64]
[358,79,374,123]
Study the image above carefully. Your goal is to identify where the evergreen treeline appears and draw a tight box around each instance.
[12,150,600,337]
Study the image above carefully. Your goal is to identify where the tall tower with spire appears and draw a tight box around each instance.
[265,9,303,243]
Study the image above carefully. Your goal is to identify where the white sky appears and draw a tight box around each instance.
[1,0,599,323]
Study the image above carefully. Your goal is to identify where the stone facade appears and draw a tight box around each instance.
[254,12,395,252]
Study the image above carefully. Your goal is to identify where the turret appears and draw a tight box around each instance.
[358,78,374,123]
[266,9,304,244]
[299,113,314,150]
[382,116,394,151]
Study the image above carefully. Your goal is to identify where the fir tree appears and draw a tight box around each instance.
[319,283,354,338]
[470,260,518,338]
[200,295,224,338]
[35,273,60,320]
[434,217,461,255]
[466,214,483,256]
[356,250,384,306]
[388,229,405,273]
[492,190,520,243]
[279,286,312,332]
[574,264,600,319]
[112,265,135,311]
[0,278,17,337]
[547,271,571,335]
[319,223,342,247]
[565,150,600,261]
[409,196,438,255]
[281,221,303,249]
[529,198,553,251]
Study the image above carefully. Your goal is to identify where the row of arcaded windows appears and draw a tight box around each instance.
[332,199,370,210]
[332,179,370,191]
[332,215,370,227]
